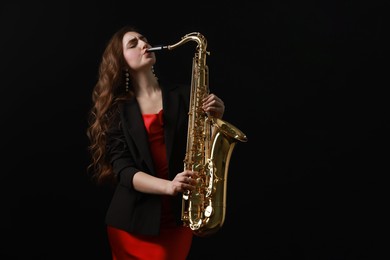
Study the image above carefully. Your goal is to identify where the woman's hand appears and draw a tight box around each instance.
[168,170,198,195]
[202,93,225,119]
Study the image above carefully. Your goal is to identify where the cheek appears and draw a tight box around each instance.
[124,52,138,67]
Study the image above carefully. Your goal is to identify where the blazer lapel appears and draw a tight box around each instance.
[123,98,155,174]
[162,85,180,169]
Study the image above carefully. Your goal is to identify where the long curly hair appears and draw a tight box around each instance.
[86,25,138,185]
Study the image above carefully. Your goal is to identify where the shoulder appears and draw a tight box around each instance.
[160,80,190,99]
[160,80,188,92]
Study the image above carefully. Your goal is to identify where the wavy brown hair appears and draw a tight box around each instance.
[87,25,138,185]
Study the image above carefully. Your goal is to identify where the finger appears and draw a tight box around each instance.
[184,176,194,185]
[183,176,192,184]
[203,93,216,103]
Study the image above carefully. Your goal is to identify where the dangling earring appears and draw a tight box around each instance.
[125,69,130,92]
[152,66,158,80]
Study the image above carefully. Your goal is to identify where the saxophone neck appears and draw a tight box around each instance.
[168,32,207,51]
[147,32,208,55]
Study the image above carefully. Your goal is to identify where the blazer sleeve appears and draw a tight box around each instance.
[106,111,139,190]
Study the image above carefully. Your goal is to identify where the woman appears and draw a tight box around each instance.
[87,25,225,259]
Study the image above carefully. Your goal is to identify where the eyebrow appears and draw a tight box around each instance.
[126,38,136,45]
[125,35,147,47]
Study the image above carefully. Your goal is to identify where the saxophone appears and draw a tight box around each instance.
[148,32,248,236]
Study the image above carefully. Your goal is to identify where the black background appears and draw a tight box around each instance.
[1,1,388,259]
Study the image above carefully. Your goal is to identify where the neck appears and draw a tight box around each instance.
[132,71,159,98]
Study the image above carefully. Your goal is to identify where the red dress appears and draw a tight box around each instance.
[107,109,193,260]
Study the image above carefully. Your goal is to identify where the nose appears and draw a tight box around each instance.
[140,39,150,49]
[141,43,151,52]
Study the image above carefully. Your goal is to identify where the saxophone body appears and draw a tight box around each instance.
[148,32,247,237]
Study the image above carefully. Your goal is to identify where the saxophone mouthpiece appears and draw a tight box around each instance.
[147,45,169,52]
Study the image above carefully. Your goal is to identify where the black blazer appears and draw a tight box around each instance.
[105,82,190,236]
